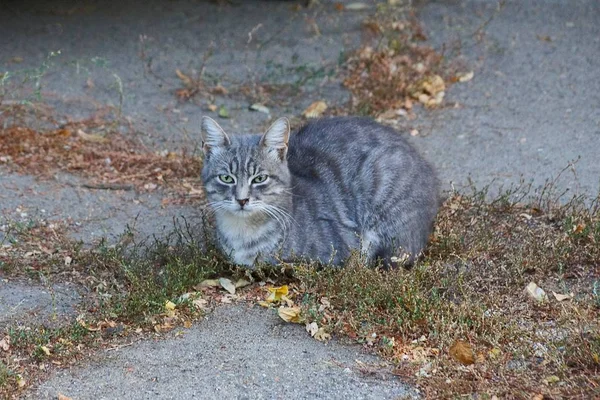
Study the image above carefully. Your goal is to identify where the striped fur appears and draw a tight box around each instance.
[201,116,439,267]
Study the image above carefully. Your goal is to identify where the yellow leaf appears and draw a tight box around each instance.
[165,300,176,311]
[258,301,272,308]
[488,348,501,359]
[16,375,25,388]
[40,345,51,356]
[302,101,327,118]
[314,328,331,342]
[543,375,560,385]
[266,285,289,303]
[278,306,303,323]
[183,320,192,329]
[449,340,475,365]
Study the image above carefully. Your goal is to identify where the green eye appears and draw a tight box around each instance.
[252,175,268,184]
[219,174,234,184]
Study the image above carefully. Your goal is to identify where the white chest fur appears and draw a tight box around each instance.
[215,213,279,266]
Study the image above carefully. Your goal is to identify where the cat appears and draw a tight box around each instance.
[200,116,439,268]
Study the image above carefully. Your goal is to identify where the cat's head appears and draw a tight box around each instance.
[200,117,292,217]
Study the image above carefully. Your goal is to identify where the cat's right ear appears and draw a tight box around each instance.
[201,116,231,155]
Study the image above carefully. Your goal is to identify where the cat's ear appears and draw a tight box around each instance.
[260,117,290,161]
[201,116,231,155]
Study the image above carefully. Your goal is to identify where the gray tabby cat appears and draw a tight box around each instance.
[201,116,439,267]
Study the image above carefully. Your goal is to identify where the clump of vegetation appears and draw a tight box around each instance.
[2,181,599,398]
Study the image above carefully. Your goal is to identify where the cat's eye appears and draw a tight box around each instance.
[252,175,268,184]
[218,174,235,184]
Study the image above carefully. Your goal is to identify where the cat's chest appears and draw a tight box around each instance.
[216,214,280,247]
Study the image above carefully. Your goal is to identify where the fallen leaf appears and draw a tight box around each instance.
[488,348,501,359]
[192,297,209,310]
[16,375,25,388]
[306,321,319,337]
[64,256,72,266]
[314,327,331,341]
[525,282,548,302]
[449,340,475,365]
[207,104,218,112]
[543,375,560,385]
[278,306,303,323]
[458,71,474,82]
[235,279,251,289]
[249,103,270,114]
[266,285,289,303]
[197,279,220,289]
[77,129,109,144]
[40,345,51,356]
[258,301,271,308]
[552,291,573,302]
[0,336,9,351]
[219,277,236,294]
[345,2,370,10]
[183,320,192,329]
[218,105,229,118]
[58,394,73,400]
[302,101,327,118]
[165,300,176,311]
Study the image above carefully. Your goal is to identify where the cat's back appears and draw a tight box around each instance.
[287,117,434,184]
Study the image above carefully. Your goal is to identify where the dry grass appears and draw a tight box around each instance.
[2,184,599,399]
[0,120,202,198]
[296,190,600,399]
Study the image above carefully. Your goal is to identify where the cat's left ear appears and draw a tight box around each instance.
[201,116,231,156]
[260,117,290,161]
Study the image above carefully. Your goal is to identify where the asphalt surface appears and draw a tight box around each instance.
[0,0,598,398]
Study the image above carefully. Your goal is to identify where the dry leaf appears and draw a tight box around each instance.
[258,301,271,308]
[165,300,176,311]
[40,345,51,356]
[207,104,218,112]
[77,129,109,144]
[192,297,209,310]
[552,291,573,302]
[266,285,289,303]
[16,375,25,388]
[58,394,73,400]
[249,103,270,114]
[306,321,319,337]
[197,279,220,288]
[183,320,192,329]
[543,375,560,385]
[0,336,9,351]
[345,2,370,10]
[314,328,331,342]
[278,306,302,323]
[488,348,501,359]
[449,340,475,365]
[235,279,251,289]
[219,278,236,294]
[525,282,548,302]
[458,71,474,82]
[302,101,327,118]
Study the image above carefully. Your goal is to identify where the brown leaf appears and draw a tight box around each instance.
[449,340,475,365]
[0,336,9,351]
[58,394,73,400]
[77,129,109,144]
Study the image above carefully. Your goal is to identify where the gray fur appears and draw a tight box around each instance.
[200,116,439,267]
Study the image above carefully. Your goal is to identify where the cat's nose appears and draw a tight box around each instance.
[237,198,249,208]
